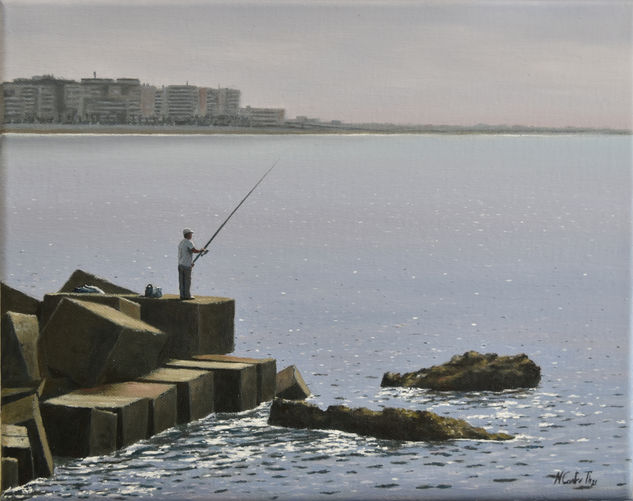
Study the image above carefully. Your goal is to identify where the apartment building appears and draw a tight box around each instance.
[63,83,84,122]
[206,88,241,118]
[3,76,68,122]
[154,85,199,123]
[80,77,142,123]
[238,106,285,127]
[140,84,158,118]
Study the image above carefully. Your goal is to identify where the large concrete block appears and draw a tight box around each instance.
[2,313,41,387]
[193,354,276,404]
[40,377,78,401]
[39,298,166,387]
[2,457,20,491]
[124,295,234,358]
[276,365,311,400]
[41,293,141,327]
[1,425,33,486]
[40,403,117,458]
[45,392,149,449]
[166,359,257,412]
[0,282,41,318]
[58,269,137,295]
[2,392,54,479]
[74,382,177,436]
[139,367,214,424]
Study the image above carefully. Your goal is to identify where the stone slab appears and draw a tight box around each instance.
[0,282,41,318]
[193,354,276,404]
[40,298,166,387]
[58,269,137,295]
[2,457,20,491]
[75,382,177,436]
[166,359,257,412]
[41,293,141,327]
[1,312,41,387]
[40,401,117,458]
[123,295,235,358]
[45,393,149,449]
[1,425,33,486]
[2,393,54,479]
[138,367,214,424]
[276,365,311,400]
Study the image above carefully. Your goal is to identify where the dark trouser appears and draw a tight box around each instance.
[178,265,193,299]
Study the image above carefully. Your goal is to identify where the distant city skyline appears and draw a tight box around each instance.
[2,0,632,130]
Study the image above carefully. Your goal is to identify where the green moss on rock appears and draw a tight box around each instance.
[268,399,513,441]
[381,351,541,391]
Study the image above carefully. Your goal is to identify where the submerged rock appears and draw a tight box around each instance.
[268,399,513,441]
[381,351,541,391]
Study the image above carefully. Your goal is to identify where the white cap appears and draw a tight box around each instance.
[183,228,194,236]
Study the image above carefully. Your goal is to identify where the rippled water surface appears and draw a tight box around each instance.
[1,134,631,500]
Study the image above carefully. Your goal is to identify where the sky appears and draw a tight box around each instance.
[1,0,631,129]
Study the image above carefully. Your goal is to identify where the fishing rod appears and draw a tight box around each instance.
[193,159,278,264]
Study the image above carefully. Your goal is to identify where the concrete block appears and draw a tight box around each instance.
[193,354,276,404]
[40,402,117,458]
[124,295,234,358]
[2,392,54,479]
[2,457,20,491]
[139,367,214,424]
[44,392,149,449]
[40,377,78,400]
[166,359,257,412]
[74,382,177,436]
[276,365,311,400]
[1,425,33,486]
[2,387,40,407]
[58,269,137,295]
[41,293,141,327]
[0,282,41,318]
[2,313,41,387]
[39,298,166,387]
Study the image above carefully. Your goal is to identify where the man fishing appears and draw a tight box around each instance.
[178,228,207,300]
[178,160,277,300]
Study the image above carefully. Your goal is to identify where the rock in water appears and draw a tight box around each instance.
[268,399,512,441]
[381,351,541,391]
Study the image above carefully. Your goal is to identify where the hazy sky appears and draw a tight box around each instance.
[2,0,631,128]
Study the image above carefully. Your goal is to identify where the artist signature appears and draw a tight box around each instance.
[552,470,597,488]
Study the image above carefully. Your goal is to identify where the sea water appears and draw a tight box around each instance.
[1,133,630,500]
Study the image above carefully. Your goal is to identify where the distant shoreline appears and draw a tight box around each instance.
[1,123,630,136]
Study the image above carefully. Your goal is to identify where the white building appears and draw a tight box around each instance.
[206,88,241,118]
[161,85,198,123]
[239,106,285,127]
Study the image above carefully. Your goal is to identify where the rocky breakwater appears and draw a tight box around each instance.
[1,269,280,493]
[269,399,513,441]
[381,351,541,391]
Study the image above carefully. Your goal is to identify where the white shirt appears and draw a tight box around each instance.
[178,238,195,267]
